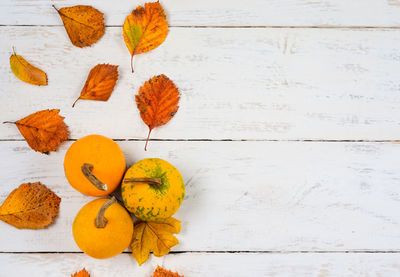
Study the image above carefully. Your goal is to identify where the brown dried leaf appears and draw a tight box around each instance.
[153,266,183,277]
[71,268,90,277]
[73,64,119,107]
[135,74,180,150]
[10,49,47,86]
[53,5,105,48]
[0,182,61,229]
[4,109,69,154]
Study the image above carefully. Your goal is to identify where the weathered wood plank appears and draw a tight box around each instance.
[0,141,399,252]
[1,0,400,27]
[1,27,400,140]
[1,252,400,277]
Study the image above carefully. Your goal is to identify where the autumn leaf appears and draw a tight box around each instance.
[136,74,180,150]
[3,109,69,154]
[123,2,168,72]
[153,266,183,277]
[73,64,119,107]
[10,48,47,86]
[71,268,90,277]
[131,217,181,265]
[0,182,61,229]
[53,5,105,48]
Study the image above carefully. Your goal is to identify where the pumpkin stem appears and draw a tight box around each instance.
[95,196,117,228]
[81,163,108,191]
[123,177,162,189]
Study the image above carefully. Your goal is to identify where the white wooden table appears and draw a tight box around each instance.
[1,1,400,276]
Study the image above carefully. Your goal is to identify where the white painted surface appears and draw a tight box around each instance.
[1,252,400,277]
[0,141,399,252]
[1,0,400,27]
[1,27,400,140]
[1,0,400,275]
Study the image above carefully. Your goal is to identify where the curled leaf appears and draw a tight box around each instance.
[4,109,69,154]
[73,64,119,107]
[10,49,47,86]
[0,182,61,229]
[71,268,90,277]
[123,2,168,72]
[53,5,105,48]
[153,266,183,277]
[131,217,181,265]
[136,74,180,150]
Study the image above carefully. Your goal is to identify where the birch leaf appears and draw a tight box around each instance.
[123,2,168,72]
[10,49,47,86]
[135,74,180,150]
[4,109,69,154]
[73,64,119,107]
[53,5,105,47]
[0,182,61,229]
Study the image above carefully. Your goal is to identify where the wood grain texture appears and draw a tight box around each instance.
[0,141,399,252]
[1,0,400,27]
[1,27,400,140]
[1,253,400,277]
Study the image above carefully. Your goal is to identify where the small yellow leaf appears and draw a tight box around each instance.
[0,182,61,229]
[10,50,47,86]
[131,217,181,265]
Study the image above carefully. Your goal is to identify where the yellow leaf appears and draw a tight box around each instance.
[131,217,181,265]
[0,182,61,229]
[10,49,47,86]
[123,2,168,72]
[71,268,90,277]
[53,5,105,48]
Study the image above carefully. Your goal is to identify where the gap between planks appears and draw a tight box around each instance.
[0,139,399,143]
[1,25,400,29]
[1,250,400,254]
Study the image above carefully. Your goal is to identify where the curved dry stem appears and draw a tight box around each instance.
[131,55,134,73]
[81,163,108,191]
[95,196,117,228]
[144,128,152,151]
[72,97,80,107]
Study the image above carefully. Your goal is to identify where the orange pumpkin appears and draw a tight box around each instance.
[73,197,133,259]
[64,134,126,196]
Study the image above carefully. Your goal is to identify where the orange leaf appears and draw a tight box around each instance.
[153,266,183,277]
[0,182,61,229]
[10,49,47,86]
[4,109,69,154]
[73,64,119,107]
[71,268,90,277]
[123,2,168,72]
[53,5,105,48]
[135,74,180,150]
